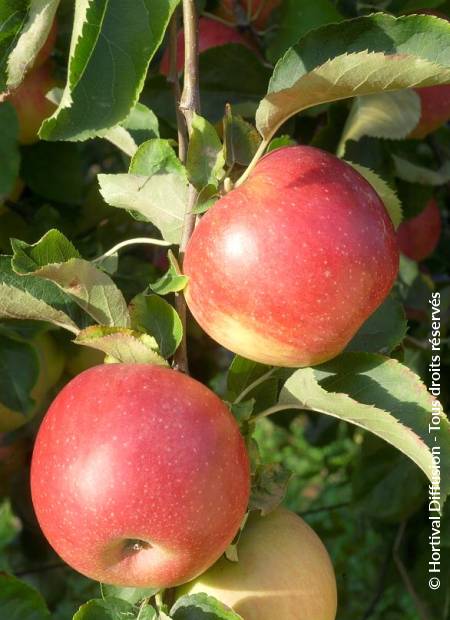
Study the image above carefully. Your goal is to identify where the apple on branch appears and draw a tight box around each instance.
[179,507,338,620]
[160,17,252,75]
[183,145,399,367]
[31,364,250,588]
[396,198,441,262]
[213,0,281,29]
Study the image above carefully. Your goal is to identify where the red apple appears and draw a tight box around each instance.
[409,85,450,139]
[178,508,337,620]
[31,364,250,588]
[160,17,251,75]
[396,198,441,261]
[214,0,281,29]
[183,146,399,367]
[408,12,450,138]
[7,60,57,144]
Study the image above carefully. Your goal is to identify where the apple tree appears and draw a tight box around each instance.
[0,0,449,618]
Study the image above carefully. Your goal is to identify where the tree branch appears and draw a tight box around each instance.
[173,0,201,374]
[167,11,188,164]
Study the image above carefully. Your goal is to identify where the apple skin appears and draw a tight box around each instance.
[409,85,450,139]
[183,146,399,367]
[7,61,57,144]
[160,17,251,75]
[0,332,64,433]
[214,0,281,29]
[396,198,441,261]
[178,507,337,620]
[30,364,250,588]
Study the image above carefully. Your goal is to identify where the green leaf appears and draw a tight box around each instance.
[130,294,182,359]
[39,0,178,141]
[249,463,292,516]
[148,251,188,295]
[256,14,450,141]
[0,256,82,335]
[393,154,450,185]
[346,295,407,354]
[266,134,296,153]
[11,229,80,273]
[223,110,261,167]
[346,162,403,228]
[14,260,130,328]
[230,399,255,423]
[73,597,135,620]
[74,326,167,366]
[0,333,38,411]
[0,103,20,200]
[171,593,243,620]
[187,113,225,191]
[101,584,159,605]
[104,103,160,156]
[279,353,450,500]
[98,140,188,244]
[266,0,343,63]
[0,574,50,620]
[338,91,421,156]
[227,356,272,401]
[0,500,21,553]
[0,1,28,92]
[6,0,59,89]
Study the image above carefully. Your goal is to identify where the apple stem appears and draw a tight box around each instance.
[173,0,201,374]
[167,11,189,163]
[234,137,270,188]
[92,238,172,263]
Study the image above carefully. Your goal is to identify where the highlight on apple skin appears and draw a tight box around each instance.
[7,61,57,144]
[30,364,250,588]
[160,17,251,75]
[183,145,399,368]
[179,507,338,620]
[396,198,442,262]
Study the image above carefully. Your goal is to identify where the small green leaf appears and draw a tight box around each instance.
[74,326,167,366]
[338,90,421,156]
[0,256,85,335]
[187,113,225,191]
[223,110,261,167]
[192,184,219,215]
[149,251,188,295]
[249,463,292,516]
[346,162,402,228]
[98,140,188,244]
[266,135,296,153]
[393,155,450,186]
[11,229,81,274]
[346,295,407,354]
[73,597,135,620]
[171,593,243,620]
[6,0,59,90]
[0,500,21,553]
[0,334,39,411]
[130,294,182,359]
[14,256,130,328]
[230,399,255,424]
[0,574,50,620]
